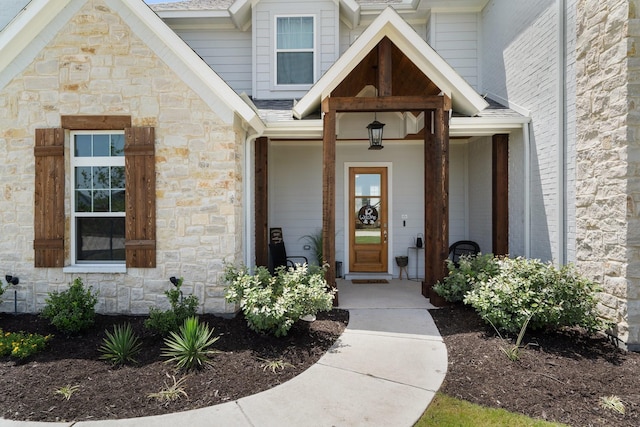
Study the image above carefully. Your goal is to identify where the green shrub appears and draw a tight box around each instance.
[433,253,500,302]
[464,257,604,334]
[145,277,199,336]
[41,278,98,335]
[162,316,219,370]
[99,323,142,366]
[224,263,335,337]
[0,329,53,359]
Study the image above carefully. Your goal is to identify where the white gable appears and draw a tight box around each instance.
[293,7,489,119]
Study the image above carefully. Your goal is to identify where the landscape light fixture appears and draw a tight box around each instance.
[5,275,19,314]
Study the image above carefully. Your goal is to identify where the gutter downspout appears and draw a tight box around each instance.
[557,0,567,266]
[524,121,531,258]
[244,129,260,269]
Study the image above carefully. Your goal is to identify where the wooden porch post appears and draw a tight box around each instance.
[492,133,509,255]
[322,103,338,305]
[254,137,269,267]
[423,103,450,297]
[438,107,450,282]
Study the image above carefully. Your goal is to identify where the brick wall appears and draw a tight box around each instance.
[481,0,576,264]
[0,0,243,315]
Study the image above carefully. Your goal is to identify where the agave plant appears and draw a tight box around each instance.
[99,323,142,366]
[162,316,220,370]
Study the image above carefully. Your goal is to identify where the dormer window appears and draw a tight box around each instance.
[276,16,314,85]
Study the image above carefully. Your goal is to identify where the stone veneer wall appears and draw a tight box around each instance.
[575,0,640,348]
[0,0,243,315]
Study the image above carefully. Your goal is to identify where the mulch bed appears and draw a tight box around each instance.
[430,304,640,427]
[4,304,638,426]
[0,310,348,423]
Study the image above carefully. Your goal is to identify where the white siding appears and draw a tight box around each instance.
[253,0,338,99]
[449,143,468,244]
[174,29,252,96]
[508,129,526,257]
[430,12,479,90]
[269,141,473,279]
[467,137,493,254]
[269,144,323,260]
[0,0,28,31]
[481,0,572,263]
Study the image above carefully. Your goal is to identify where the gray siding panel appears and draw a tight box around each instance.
[254,0,338,100]
[431,12,479,91]
[174,29,252,95]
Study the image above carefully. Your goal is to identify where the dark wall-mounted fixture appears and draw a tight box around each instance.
[169,276,179,286]
[5,275,19,314]
[5,275,19,286]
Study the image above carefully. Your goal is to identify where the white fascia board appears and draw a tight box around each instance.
[449,116,531,137]
[262,115,530,139]
[154,10,229,19]
[229,0,252,31]
[263,120,324,139]
[293,7,488,119]
[111,0,264,133]
[0,0,72,76]
[339,0,360,29]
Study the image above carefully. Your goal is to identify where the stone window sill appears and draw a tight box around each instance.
[63,265,127,274]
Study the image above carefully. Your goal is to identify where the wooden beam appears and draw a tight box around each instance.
[378,37,392,96]
[255,137,269,267]
[324,96,446,113]
[61,115,132,130]
[323,110,338,305]
[492,133,509,255]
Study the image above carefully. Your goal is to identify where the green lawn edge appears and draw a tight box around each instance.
[415,393,569,427]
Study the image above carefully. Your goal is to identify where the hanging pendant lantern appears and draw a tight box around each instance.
[367,118,385,150]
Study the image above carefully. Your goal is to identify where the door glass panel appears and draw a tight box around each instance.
[354,172,382,245]
[355,174,381,196]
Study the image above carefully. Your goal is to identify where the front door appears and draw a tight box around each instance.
[349,167,388,272]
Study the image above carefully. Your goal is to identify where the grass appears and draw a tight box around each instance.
[415,393,568,427]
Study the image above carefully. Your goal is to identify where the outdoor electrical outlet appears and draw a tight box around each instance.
[303,245,311,250]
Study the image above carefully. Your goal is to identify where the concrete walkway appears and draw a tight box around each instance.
[6,279,447,427]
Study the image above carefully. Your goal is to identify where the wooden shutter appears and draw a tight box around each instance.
[124,127,156,267]
[34,128,65,267]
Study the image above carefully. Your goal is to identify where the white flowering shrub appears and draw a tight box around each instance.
[464,257,604,334]
[433,253,500,302]
[224,264,335,337]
